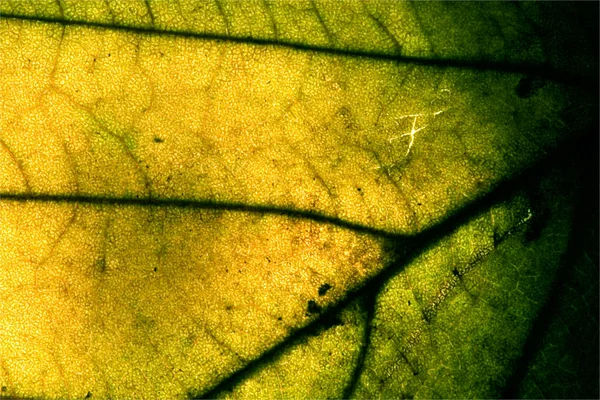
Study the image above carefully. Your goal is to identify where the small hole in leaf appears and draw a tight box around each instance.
[318,283,332,296]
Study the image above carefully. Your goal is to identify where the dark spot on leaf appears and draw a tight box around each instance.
[307,300,321,315]
[85,392,92,399]
[452,267,460,277]
[277,316,282,321]
[318,283,332,296]
[225,305,233,311]
[516,75,546,98]
[153,267,157,272]
[357,187,361,192]
[1,386,6,392]
[408,300,411,305]
[153,137,164,143]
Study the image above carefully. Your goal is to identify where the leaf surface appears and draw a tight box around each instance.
[0,1,597,399]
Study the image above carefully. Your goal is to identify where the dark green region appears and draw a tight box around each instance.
[504,133,599,399]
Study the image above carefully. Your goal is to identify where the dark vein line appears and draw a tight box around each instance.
[213,0,230,36]
[144,0,155,28]
[342,292,377,398]
[0,137,31,192]
[0,130,590,247]
[309,0,335,46]
[0,192,402,239]
[0,13,596,89]
[55,0,64,18]
[361,0,402,55]
[34,205,79,286]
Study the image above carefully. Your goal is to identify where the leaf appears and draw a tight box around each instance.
[209,163,576,399]
[0,1,597,399]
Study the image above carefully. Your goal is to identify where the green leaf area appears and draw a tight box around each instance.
[0,1,597,399]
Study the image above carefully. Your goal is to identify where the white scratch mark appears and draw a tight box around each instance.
[388,113,427,156]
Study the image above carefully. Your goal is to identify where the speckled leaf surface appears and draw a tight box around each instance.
[0,1,597,399]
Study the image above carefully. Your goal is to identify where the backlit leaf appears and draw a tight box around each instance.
[0,1,597,399]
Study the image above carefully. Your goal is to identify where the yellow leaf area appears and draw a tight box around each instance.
[0,200,389,398]
[0,1,591,399]
[0,10,584,234]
